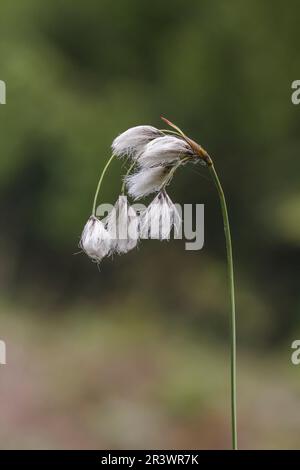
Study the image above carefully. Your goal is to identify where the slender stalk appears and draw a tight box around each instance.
[161,156,190,189]
[92,153,116,216]
[159,129,183,137]
[208,163,237,450]
[121,161,136,195]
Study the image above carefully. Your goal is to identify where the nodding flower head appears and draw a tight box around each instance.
[81,117,208,262]
[105,196,139,254]
[140,190,181,240]
[80,216,112,262]
[138,135,195,168]
[125,166,169,200]
[112,125,162,158]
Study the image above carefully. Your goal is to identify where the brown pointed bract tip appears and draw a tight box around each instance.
[160,116,173,127]
[160,116,184,135]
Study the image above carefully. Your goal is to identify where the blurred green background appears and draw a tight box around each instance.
[1,0,300,449]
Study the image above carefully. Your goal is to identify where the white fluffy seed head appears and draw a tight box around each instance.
[138,135,194,168]
[112,125,162,158]
[80,216,112,262]
[140,191,182,240]
[125,166,169,200]
[105,196,139,254]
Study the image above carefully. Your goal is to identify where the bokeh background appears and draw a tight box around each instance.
[1,0,300,449]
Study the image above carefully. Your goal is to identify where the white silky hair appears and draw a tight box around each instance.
[125,166,169,200]
[80,216,112,262]
[140,191,182,240]
[105,195,139,254]
[138,135,194,168]
[112,125,162,158]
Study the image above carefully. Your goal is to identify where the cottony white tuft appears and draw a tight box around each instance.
[106,196,139,254]
[112,125,162,158]
[138,135,194,168]
[140,190,181,240]
[125,166,169,199]
[80,216,112,262]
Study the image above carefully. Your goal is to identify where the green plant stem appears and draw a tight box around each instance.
[121,161,136,194]
[208,163,237,450]
[92,153,116,216]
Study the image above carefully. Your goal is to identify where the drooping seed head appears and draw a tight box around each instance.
[105,195,139,254]
[140,190,181,240]
[138,135,194,168]
[125,166,169,200]
[80,216,112,262]
[112,125,162,158]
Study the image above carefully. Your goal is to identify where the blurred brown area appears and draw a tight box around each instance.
[0,0,300,449]
[1,303,300,450]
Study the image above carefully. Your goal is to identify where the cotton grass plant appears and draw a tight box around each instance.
[80,117,238,449]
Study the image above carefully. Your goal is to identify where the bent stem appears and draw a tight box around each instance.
[92,153,116,216]
[208,163,237,450]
